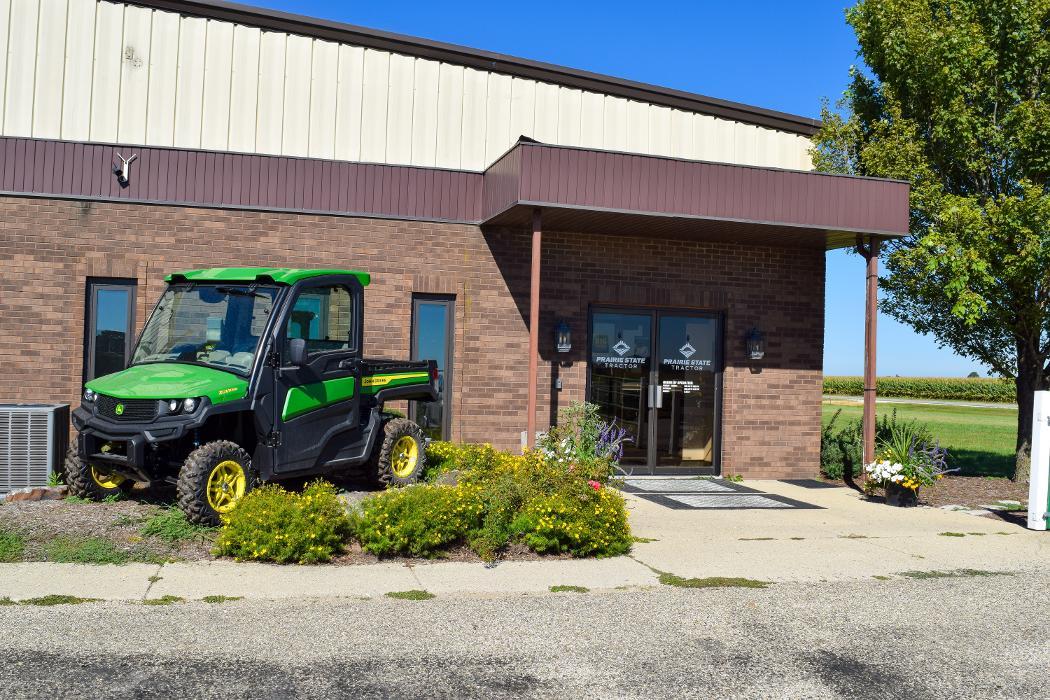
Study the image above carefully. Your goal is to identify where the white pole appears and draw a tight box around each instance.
[1027,391,1050,531]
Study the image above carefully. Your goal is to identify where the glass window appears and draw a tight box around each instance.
[285,285,354,356]
[85,280,136,380]
[410,296,454,440]
[132,284,277,374]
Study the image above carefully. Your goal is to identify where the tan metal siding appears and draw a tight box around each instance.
[4,0,815,171]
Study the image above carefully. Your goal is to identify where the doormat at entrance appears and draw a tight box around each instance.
[778,479,843,489]
[617,478,761,495]
[635,492,822,510]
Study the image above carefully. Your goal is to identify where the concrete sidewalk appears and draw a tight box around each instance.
[627,480,1047,582]
[0,557,660,602]
[0,481,1043,602]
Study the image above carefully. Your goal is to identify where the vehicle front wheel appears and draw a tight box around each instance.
[177,441,257,526]
[64,443,133,501]
[374,418,427,487]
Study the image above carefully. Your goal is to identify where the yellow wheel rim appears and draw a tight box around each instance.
[206,460,247,513]
[391,436,420,478]
[90,466,126,490]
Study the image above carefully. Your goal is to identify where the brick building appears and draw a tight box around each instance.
[0,0,908,478]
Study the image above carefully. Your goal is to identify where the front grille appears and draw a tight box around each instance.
[96,396,158,422]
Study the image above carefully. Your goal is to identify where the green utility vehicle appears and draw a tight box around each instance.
[68,268,438,524]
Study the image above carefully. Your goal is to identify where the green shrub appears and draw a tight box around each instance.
[423,440,471,480]
[351,483,484,557]
[141,507,213,543]
[0,528,25,563]
[537,402,621,482]
[820,409,862,480]
[510,484,632,557]
[823,376,1014,403]
[821,409,934,480]
[460,450,575,558]
[212,481,352,564]
[353,444,634,560]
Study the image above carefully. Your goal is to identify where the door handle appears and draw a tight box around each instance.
[649,383,664,409]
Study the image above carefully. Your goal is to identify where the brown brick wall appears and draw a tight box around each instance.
[0,196,824,478]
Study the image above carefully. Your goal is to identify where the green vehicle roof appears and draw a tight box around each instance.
[165,267,371,286]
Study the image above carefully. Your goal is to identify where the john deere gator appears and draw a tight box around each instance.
[68,268,438,524]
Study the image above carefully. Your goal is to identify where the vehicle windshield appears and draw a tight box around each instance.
[131,284,279,375]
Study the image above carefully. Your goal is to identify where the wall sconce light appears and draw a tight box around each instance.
[554,320,572,353]
[746,328,765,360]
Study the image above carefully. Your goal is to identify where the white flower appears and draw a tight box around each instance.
[865,460,904,483]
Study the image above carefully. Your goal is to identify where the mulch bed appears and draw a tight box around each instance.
[1,486,568,566]
[917,475,1028,509]
[819,474,1029,517]
[331,542,570,566]
[0,497,214,563]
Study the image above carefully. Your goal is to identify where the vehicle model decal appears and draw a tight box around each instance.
[359,372,430,393]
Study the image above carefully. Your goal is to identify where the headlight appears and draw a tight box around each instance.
[168,399,180,413]
[83,389,96,402]
[183,397,199,413]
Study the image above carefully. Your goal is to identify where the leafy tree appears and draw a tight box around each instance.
[967,371,981,378]
[813,0,1050,482]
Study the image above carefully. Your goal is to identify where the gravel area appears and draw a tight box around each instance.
[0,570,1044,698]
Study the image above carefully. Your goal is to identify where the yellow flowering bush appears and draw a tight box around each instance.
[351,483,485,557]
[212,481,352,564]
[511,485,632,557]
[423,440,464,478]
[353,442,633,559]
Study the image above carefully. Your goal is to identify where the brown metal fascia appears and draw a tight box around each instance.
[123,0,821,136]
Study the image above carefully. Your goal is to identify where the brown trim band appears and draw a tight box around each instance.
[0,136,908,249]
[0,137,482,223]
[123,0,821,136]
[481,142,910,239]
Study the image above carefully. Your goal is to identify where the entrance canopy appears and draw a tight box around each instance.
[483,140,909,249]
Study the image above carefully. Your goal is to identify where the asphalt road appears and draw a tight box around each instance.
[1,570,1046,699]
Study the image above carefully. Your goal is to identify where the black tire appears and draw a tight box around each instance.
[64,443,133,501]
[177,441,257,526]
[373,418,427,487]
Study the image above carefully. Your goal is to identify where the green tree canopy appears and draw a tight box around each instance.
[813,0,1050,481]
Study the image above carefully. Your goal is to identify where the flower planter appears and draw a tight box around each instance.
[884,482,919,507]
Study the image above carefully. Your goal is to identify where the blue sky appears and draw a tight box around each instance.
[257,0,987,378]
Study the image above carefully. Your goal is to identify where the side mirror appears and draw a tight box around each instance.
[287,338,307,366]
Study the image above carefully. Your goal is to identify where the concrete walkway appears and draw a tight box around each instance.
[0,481,1044,602]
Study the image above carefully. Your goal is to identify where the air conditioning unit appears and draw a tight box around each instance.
[0,404,69,494]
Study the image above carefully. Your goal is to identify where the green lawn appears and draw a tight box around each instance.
[822,401,1016,477]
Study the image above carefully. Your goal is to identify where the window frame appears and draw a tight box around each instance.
[410,294,455,440]
[83,278,137,382]
[282,281,361,362]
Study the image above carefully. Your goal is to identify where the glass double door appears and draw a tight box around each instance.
[588,309,722,474]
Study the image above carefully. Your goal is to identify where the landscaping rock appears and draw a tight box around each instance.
[937,504,996,516]
[434,470,460,486]
[3,486,68,502]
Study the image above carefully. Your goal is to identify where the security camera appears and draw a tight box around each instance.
[113,153,138,189]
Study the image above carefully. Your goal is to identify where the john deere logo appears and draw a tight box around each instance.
[114,403,125,416]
